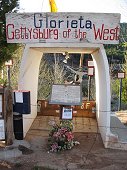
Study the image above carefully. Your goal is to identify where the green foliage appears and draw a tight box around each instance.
[104,23,127,63]
[111,78,127,107]
[120,23,127,42]
[0,45,23,88]
[105,43,125,63]
[38,54,65,100]
[0,0,19,67]
[121,78,127,103]
[60,120,73,131]
[0,78,7,87]
[10,46,23,88]
[38,57,53,99]
[111,79,119,97]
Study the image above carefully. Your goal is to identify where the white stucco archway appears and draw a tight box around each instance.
[18,43,115,148]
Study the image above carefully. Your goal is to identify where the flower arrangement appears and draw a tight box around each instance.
[48,120,79,152]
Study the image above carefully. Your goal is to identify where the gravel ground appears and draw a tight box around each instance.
[0,132,127,170]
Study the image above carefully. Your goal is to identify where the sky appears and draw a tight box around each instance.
[19,0,127,23]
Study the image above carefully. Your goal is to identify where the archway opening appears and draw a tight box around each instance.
[19,43,112,148]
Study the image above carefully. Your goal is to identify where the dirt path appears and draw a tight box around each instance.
[0,132,127,170]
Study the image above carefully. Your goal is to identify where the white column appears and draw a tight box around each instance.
[92,45,111,147]
[18,45,42,137]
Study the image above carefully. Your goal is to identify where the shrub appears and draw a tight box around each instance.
[48,120,79,152]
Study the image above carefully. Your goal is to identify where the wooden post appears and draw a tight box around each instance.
[4,86,14,145]
[118,78,122,111]
[88,76,91,101]
[79,53,84,70]
[60,105,64,120]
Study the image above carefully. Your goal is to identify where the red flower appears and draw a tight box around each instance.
[65,132,74,141]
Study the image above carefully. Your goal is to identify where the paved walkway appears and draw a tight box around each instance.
[111,114,127,142]
[115,111,127,125]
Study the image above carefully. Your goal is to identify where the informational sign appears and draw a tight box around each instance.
[88,67,94,76]
[5,60,13,66]
[87,60,94,67]
[0,119,5,140]
[0,95,2,113]
[62,107,72,119]
[15,92,23,103]
[13,91,31,114]
[49,84,82,105]
[117,72,125,79]
[6,12,120,44]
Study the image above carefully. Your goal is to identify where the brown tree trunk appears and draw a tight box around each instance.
[4,86,14,145]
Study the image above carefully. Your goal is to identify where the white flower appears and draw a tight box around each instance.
[74,141,80,145]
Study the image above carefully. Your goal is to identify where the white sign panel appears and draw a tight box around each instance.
[88,67,94,76]
[6,12,120,44]
[5,60,13,66]
[0,95,2,113]
[0,119,5,140]
[49,84,82,105]
[15,92,23,103]
[62,107,72,119]
[88,60,94,67]
[117,72,125,79]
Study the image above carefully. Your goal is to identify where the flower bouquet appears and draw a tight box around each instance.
[48,120,79,152]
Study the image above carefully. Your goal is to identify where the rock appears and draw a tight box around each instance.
[18,145,33,155]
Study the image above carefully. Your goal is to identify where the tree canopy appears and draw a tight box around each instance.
[104,23,127,64]
[0,0,19,67]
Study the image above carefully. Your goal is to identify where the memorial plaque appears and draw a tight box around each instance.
[49,84,82,105]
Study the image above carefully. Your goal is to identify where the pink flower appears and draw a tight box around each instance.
[53,132,61,140]
[50,142,59,152]
[65,132,74,141]
[58,128,67,135]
